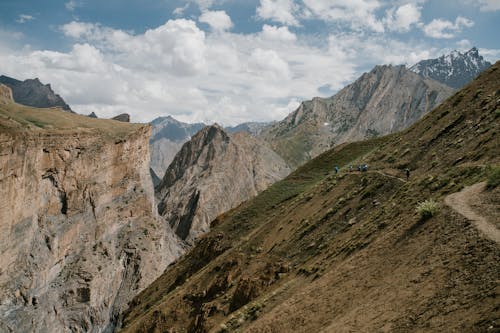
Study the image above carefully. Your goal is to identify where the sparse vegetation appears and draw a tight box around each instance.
[486,166,500,189]
[416,199,440,220]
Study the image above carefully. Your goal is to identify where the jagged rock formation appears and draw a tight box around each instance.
[0,75,72,111]
[225,121,273,136]
[261,65,454,167]
[410,47,491,89]
[120,62,500,333]
[112,113,130,122]
[149,116,205,179]
[88,112,98,118]
[0,99,183,332]
[156,124,291,243]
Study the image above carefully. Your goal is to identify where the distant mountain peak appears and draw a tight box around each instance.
[410,47,491,89]
[0,75,73,112]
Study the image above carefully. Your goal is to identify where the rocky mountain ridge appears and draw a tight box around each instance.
[409,47,491,88]
[0,75,73,112]
[156,124,291,243]
[261,64,454,167]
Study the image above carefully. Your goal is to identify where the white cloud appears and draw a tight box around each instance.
[65,0,79,11]
[302,0,385,32]
[467,0,500,11]
[62,20,207,76]
[384,3,422,32]
[249,48,291,80]
[199,10,233,32]
[173,4,190,16]
[3,12,493,125]
[16,14,34,24]
[257,0,300,26]
[260,24,296,41]
[423,16,474,39]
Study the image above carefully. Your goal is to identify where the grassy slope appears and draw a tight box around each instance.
[120,64,499,332]
[0,97,142,139]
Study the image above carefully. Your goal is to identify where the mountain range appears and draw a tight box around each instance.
[0,48,497,333]
[410,47,491,89]
[120,60,500,333]
[260,64,454,167]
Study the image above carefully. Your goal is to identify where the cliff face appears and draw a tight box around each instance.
[262,65,454,167]
[156,125,290,243]
[0,99,183,332]
[0,75,72,112]
[149,116,205,180]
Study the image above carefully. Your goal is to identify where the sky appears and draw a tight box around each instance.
[0,0,499,125]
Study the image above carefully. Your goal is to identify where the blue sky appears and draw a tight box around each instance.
[0,0,499,124]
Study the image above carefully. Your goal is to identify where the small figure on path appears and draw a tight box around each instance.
[349,165,353,172]
[405,168,410,181]
[335,166,339,174]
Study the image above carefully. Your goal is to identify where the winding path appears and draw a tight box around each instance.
[444,182,500,244]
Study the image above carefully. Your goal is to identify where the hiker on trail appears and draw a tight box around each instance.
[349,165,353,172]
[358,165,362,172]
[335,166,339,174]
[405,168,410,181]
[362,164,368,172]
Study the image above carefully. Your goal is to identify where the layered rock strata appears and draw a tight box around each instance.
[0,99,183,332]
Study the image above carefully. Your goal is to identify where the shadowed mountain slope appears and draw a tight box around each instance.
[156,124,291,243]
[0,75,72,112]
[120,62,499,333]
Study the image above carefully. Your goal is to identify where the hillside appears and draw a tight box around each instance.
[120,62,499,333]
[0,75,72,111]
[0,87,183,332]
[410,47,491,89]
[156,124,290,243]
[261,64,453,167]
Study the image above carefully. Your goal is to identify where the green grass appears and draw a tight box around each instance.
[0,99,142,139]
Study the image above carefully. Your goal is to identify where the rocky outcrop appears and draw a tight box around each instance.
[0,84,13,104]
[0,75,72,111]
[156,124,290,243]
[261,65,454,167]
[410,47,491,89]
[88,112,98,118]
[149,116,205,180]
[0,113,183,332]
[112,113,130,122]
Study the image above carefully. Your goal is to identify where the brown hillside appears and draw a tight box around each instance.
[120,62,500,333]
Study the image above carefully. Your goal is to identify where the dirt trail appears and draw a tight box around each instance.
[445,182,500,244]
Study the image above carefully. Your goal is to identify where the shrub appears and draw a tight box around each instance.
[416,199,440,220]
[486,166,500,189]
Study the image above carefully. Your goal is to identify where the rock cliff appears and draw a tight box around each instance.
[156,124,291,243]
[0,99,183,332]
[149,116,205,180]
[0,75,72,112]
[261,65,454,167]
